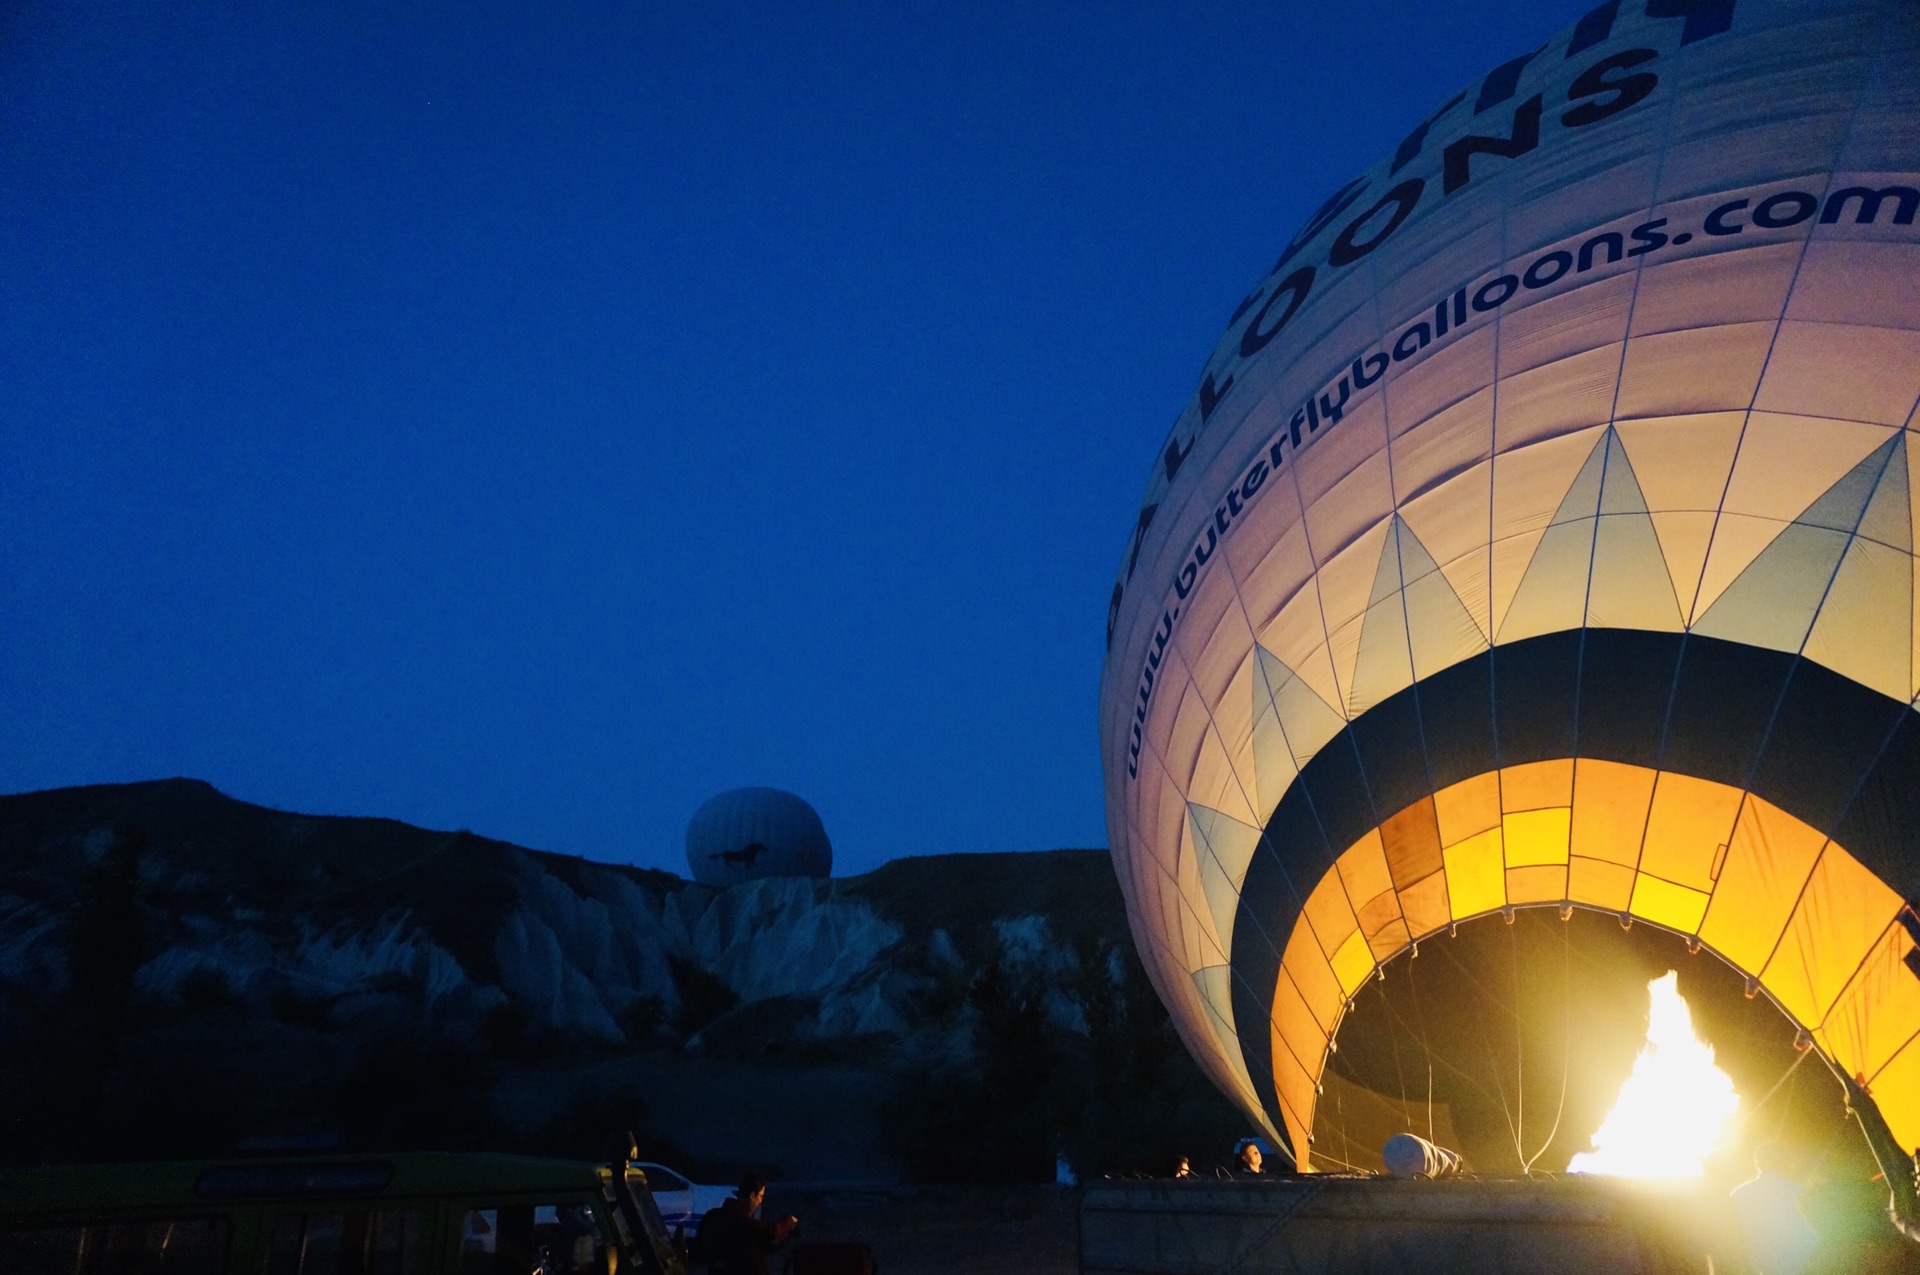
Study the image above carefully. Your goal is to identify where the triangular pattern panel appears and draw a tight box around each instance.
[1695,436,1902,655]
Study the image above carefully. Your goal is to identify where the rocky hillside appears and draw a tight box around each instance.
[0,780,1241,1179]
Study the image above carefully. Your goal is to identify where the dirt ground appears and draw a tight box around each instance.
[759,1183,1079,1275]
[494,1053,899,1181]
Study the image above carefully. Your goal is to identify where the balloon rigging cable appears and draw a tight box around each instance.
[1520,917,1574,1175]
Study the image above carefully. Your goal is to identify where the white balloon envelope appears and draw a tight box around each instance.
[1097,0,1920,1171]
[685,787,832,886]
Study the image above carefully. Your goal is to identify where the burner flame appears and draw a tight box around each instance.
[1568,971,1740,1177]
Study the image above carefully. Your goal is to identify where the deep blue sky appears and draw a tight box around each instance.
[2,1,1595,876]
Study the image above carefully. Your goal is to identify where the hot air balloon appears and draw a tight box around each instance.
[685,787,832,886]
[1098,0,1920,1198]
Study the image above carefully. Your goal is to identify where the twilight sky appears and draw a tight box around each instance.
[1,1,1596,876]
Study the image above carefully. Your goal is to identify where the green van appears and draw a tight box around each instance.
[0,1153,687,1275]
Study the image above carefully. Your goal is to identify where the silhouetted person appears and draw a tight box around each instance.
[1730,1142,1821,1275]
[697,1174,794,1275]
[1236,1142,1264,1176]
[604,1129,640,1168]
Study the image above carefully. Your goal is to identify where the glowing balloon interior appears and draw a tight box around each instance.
[1097,0,1920,1174]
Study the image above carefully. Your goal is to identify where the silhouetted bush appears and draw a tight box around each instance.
[179,966,239,1012]
[618,995,667,1044]
[880,942,1242,1182]
[668,956,739,1036]
[482,1001,529,1057]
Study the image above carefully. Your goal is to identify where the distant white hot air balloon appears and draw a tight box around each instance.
[685,787,832,886]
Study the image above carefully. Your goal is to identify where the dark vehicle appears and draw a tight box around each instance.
[0,1152,685,1274]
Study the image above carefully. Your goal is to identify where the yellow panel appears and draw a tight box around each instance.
[1332,929,1375,997]
[1351,883,1413,952]
[1380,796,1445,890]
[1501,759,1574,812]
[1818,921,1920,1088]
[1911,439,1920,703]
[1503,808,1571,866]
[1630,873,1711,934]
[1434,773,1501,847]
[1336,831,1394,910]
[1508,864,1568,905]
[1302,868,1361,964]
[1398,870,1452,939]
[1698,795,1827,975]
[1640,773,1743,893]
[1362,912,1413,961]
[1570,856,1636,911]
[1268,974,1319,1071]
[1271,1047,1318,1172]
[1762,848,1905,1029]
[1865,1037,1920,1158]
[1270,962,1330,1079]
[1281,919,1346,1035]
[1444,828,1506,919]
[1570,759,1656,867]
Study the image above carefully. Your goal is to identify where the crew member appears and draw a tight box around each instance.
[697,1174,796,1275]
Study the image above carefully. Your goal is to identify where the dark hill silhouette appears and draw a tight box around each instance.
[0,779,1240,1179]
